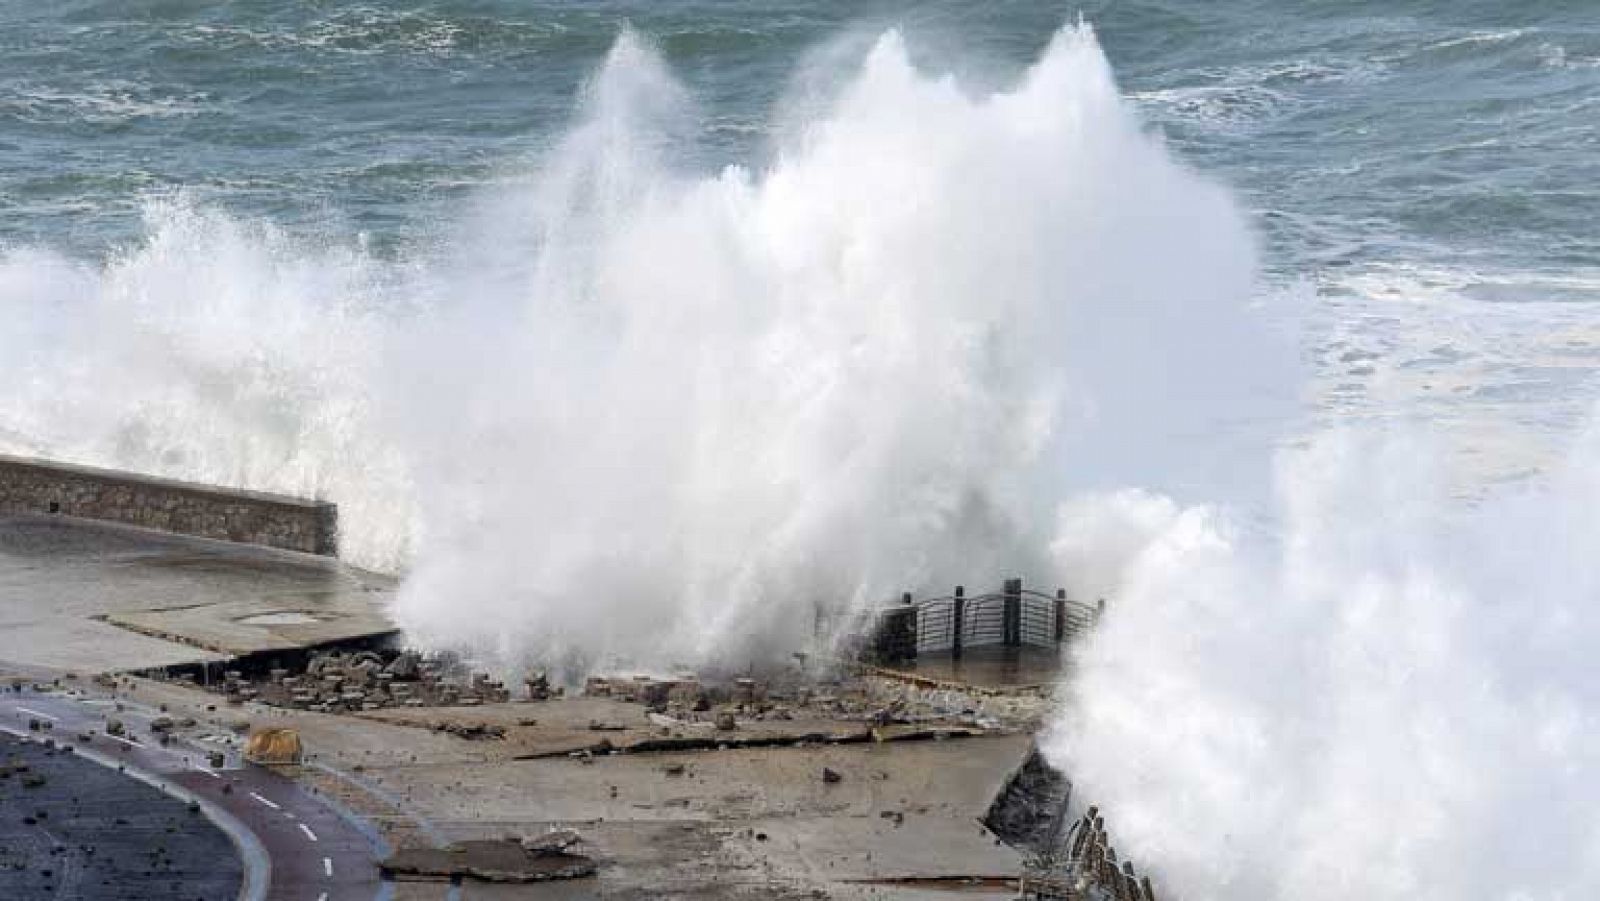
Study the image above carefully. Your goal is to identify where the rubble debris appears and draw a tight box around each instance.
[524,671,556,700]
[185,647,515,715]
[520,829,582,853]
[821,767,843,784]
[434,721,506,741]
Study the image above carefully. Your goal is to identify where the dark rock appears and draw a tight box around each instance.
[982,744,1071,854]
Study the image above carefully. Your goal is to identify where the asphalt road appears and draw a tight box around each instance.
[1,682,387,901]
[0,730,243,900]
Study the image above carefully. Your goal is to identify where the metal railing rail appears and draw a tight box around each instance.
[852,578,1106,662]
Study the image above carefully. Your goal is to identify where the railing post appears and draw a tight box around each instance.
[952,585,965,659]
[902,592,917,661]
[1003,578,1022,647]
[1054,588,1067,643]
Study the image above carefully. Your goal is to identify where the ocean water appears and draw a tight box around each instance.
[4,0,1596,480]
[5,1,1595,270]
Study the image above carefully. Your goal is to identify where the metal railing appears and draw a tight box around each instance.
[857,578,1103,663]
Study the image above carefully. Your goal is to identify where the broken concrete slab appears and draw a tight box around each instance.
[381,838,595,883]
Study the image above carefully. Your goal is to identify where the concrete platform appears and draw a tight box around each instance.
[878,646,1067,690]
[0,514,397,674]
[123,676,1035,900]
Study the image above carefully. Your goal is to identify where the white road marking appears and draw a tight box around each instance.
[101,732,139,748]
[299,823,319,842]
[322,856,333,877]
[316,893,328,901]
[16,707,58,722]
[248,791,281,810]
[192,763,222,778]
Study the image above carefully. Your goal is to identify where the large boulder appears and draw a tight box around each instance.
[243,728,304,764]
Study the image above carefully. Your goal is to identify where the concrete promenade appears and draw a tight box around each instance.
[0,514,396,674]
[0,506,1043,900]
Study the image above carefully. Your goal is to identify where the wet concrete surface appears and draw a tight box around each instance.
[878,647,1066,690]
[126,674,1033,899]
[0,514,395,673]
[0,731,242,900]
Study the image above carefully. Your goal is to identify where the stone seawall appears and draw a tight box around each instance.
[0,454,337,556]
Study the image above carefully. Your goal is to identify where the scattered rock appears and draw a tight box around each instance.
[435,721,506,741]
[521,829,582,854]
[822,767,842,784]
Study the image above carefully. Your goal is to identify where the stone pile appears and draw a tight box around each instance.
[581,673,921,731]
[210,649,516,714]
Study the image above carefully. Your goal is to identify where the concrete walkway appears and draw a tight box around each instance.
[0,514,395,673]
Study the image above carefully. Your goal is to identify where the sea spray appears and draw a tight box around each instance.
[0,24,1283,670]
[0,200,416,570]
[1044,425,1600,899]
[389,23,1281,669]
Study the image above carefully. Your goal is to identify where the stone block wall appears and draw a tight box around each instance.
[0,454,337,556]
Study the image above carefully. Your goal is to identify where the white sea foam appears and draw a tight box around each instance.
[1044,419,1600,899]
[0,201,416,570]
[0,81,211,123]
[388,24,1286,669]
